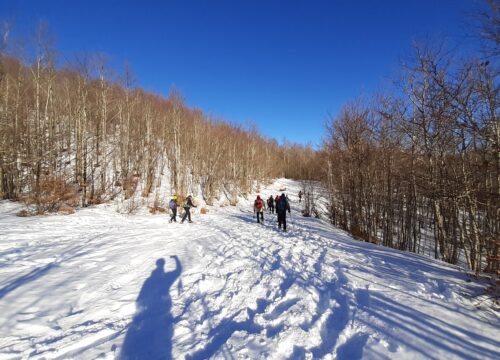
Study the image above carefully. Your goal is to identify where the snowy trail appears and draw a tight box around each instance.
[0,179,499,359]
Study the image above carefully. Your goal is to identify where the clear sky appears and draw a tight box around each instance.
[0,0,480,146]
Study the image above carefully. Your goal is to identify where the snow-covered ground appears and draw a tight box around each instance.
[0,179,498,360]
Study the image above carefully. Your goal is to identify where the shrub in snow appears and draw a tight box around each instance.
[22,177,79,215]
[123,174,140,200]
[16,209,29,217]
[149,206,167,214]
[125,197,141,214]
[301,182,320,219]
[58,207,75,215]
[87,196,105,205]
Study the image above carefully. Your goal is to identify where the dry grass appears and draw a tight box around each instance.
[59,207,75,215]
[149,206,167,214]
[22,177,79,215]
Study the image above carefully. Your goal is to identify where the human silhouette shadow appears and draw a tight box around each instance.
[120,256,182,360]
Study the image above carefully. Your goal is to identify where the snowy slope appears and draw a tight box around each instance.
[0,179,498,360]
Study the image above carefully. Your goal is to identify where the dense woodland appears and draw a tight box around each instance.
[0,1,498,275]
[0,26,318,213]
[322,1,499,274]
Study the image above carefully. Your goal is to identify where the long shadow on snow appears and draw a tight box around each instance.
[291,273,352,359]
[183,213,302,358]
[210,214,283,271]
[186,299,269,360]
[296,219,490,321]
[232,213,272,225]
[296,218,463,280]
[0,235,105,298]
[233,213,294,236]
[120,256,181,360]
[336,332,369,360]
[359,291,500,359]
[300,267,350,358]
[342,251,491,324]
[0,262,58,299]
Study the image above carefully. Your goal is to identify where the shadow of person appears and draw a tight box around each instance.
[120,256,182,360]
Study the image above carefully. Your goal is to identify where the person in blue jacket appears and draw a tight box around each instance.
[276,193,291,231]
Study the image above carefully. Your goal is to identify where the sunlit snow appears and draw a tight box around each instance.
[0,179,498,359]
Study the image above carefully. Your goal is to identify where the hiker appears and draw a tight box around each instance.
[274,194,280,217]
[298,190,303,203]
[267,195,275,214]
[254,195,265,224]
[181,195,196,223]
[276,192,291,231]
[169,195,178,223]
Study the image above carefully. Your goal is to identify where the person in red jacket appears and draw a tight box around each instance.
[254,195,265,224]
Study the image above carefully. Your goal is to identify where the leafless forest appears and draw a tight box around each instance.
[322,1,499,274]
[0,1,498,275]
[0,25,318,213]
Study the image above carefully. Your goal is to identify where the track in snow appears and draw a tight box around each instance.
[0,179,499,359]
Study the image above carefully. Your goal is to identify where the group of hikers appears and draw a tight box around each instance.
[168,190,304,231]
[254,193,291,232]
[168,194,196,223]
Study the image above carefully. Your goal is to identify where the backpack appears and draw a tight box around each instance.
[255,198,263,209]
[169,199,177,210]
[276,197,287,212]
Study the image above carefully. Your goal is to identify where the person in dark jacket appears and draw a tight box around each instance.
[274,195,280,218]
[276,193,291,231]
[169,195,178,223]
[267,195,275,214]
[181,195,196,223]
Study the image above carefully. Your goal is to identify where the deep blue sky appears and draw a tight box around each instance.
[1,0,480,146]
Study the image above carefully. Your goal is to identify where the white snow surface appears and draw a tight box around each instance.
[0,179,498,360]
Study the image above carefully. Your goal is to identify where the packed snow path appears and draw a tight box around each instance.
[0,179,499,359]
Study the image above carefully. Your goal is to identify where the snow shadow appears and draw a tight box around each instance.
[0,262,58,299]
[232,213,267,225]
[120,256,182,360]
[186,298,269,360]
[362,291,500,359]
[336,332,369,360]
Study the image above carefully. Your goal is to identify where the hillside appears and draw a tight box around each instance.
[0,179,498,359]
